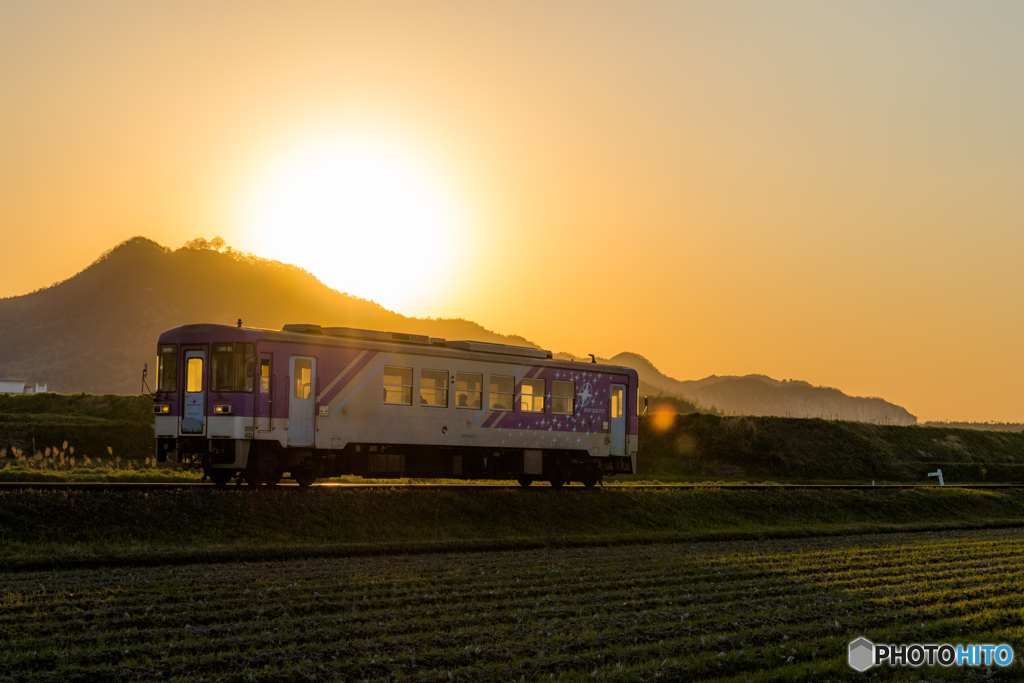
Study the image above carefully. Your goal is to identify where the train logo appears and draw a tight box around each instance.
[577,382,595,411]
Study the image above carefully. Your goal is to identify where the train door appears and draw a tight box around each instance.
[288,356,316,447]
[181,350,206,435]
[256,352,273,432]
[610,384,626,456]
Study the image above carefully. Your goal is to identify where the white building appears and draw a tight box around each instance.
[0,379,26,394]
[0,380,47,394]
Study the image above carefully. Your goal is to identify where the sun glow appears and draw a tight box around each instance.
[241,135,466,314]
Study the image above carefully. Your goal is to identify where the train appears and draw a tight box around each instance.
[151,322,639,486]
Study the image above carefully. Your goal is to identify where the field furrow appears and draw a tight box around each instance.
[3,528,1023,681]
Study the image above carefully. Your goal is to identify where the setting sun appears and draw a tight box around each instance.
[240,135,466,315]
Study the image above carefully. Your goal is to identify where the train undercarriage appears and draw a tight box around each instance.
[158,437,633,488]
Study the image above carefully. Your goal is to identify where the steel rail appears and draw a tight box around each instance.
[0,482,1022,492]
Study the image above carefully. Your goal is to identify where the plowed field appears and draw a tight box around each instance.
[3,529,1023,681]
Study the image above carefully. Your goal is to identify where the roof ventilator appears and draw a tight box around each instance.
[282,324,323,334]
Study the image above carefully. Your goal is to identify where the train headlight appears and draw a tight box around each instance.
[214,405,232,414]
[153,405,170,414]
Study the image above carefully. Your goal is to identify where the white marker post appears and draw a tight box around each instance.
[928,468,944,486]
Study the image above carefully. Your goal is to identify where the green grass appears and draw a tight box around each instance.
[0,466,201,483]
[0,392,154,422]
[3,528,1023,681]
[640,413,1024,481]
[0,393,154,461]
[3,486,1024,572]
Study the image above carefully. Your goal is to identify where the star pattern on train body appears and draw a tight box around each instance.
[577,383,594,411]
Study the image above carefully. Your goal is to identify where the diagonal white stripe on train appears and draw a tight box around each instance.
[512,365,535,412]
[468,407,489,427]
[318,350,369,402]
[473,365,525,428]
[330,353,392,417]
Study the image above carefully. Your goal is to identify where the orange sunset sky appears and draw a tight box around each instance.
[2,1,1023,422]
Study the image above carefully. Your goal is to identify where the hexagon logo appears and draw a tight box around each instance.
[848,637,874,672]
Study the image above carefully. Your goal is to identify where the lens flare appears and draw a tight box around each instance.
[650,403,677,434]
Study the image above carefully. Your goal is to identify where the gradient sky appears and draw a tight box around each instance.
[3,1,1024,422]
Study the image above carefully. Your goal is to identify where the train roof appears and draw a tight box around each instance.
[158,323,638,378]
[281,324,552,360]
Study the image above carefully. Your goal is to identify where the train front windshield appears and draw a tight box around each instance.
[211,343,255,392]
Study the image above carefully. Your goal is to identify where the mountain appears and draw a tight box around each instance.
[597,352,917,425]
[0,236,918,425]
[0,237,540,394]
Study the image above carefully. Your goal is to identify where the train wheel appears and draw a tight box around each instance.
[209,469,233,487]
[549,475,566,488]
[516,476,532,487]
[244,469,264,487]
[293,466,316,488]
[581,471,598,488]
[265,470,284,487]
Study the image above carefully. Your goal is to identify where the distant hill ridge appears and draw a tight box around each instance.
[0,236,916,424]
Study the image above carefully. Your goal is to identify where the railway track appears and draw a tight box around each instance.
[1,481,1022,491]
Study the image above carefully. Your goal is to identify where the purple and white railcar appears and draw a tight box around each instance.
[152,322,639,487]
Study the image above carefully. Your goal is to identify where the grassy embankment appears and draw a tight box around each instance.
[3,485,1024,571]
[2,394,1024,576]
[0,393,191,482]
[5,393,1024,484]
[637,410,1024,484]
[0,393,153,457]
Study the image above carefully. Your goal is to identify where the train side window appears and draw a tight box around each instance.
[489,375,515,411]
[383,366,413,405]
[420,369,449,407]
[456,372,482,409]
[293,359,312,399]
[186,357,203,393]
[260,360,271,393]
[157,344,177,392]
[521,378,545,413]
[611,386,624,418]
[552,380,575,415]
